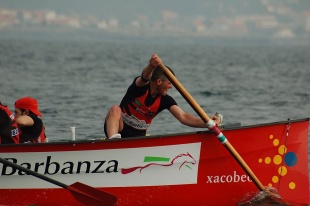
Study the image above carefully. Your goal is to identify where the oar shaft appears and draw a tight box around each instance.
[224,142,265,190]
[160,65,210,122]
[0,157,67,188]
[159,64,265,191]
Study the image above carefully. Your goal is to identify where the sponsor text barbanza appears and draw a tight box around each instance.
[1,156,118,175]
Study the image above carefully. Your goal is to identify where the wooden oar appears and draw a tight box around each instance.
[158,64,265,191]
[0,157,117,206]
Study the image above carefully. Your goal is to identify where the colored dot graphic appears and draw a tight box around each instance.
[258,134,298,189]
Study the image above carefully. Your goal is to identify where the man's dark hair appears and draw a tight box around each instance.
[151,65,175,82]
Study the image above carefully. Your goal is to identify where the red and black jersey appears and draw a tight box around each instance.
[119,77,177,137]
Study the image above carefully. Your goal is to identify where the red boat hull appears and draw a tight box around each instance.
[0,119,309,205]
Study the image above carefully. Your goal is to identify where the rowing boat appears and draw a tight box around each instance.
[0,118,309,205]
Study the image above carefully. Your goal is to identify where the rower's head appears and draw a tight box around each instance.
[15,96,42,117]
[151,65,175,96]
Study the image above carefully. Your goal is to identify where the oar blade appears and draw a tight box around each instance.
[68,182,117,206]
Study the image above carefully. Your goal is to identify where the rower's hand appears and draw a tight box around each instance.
[211,112,223,127]
[149,54,162,68]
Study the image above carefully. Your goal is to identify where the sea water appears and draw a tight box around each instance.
[1,38,309,205]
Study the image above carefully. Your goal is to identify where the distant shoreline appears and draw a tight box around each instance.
[1,28,309,46]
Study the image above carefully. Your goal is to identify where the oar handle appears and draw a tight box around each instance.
[158,64,265,191]
[0,157,68,189]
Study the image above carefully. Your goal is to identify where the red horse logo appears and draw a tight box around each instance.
[121,152,196,174]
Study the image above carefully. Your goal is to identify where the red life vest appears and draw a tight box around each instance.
[0,105,19,144]
[36,125,46,143]
[122,89,161,131]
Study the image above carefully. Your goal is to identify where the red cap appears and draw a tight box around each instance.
[15,96,42,116]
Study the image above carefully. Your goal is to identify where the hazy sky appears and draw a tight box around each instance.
[1,0,309,20]
[1,0,309,43]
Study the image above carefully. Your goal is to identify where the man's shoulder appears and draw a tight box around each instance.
[130,77,149,89]
[127,79,149,95]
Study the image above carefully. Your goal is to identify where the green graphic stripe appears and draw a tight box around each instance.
[185,165,192,170]
[144,156,170,162]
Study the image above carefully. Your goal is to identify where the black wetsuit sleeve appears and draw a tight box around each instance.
[0,109,9,129]
[158,95,177,113]
[0,109,15,144]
